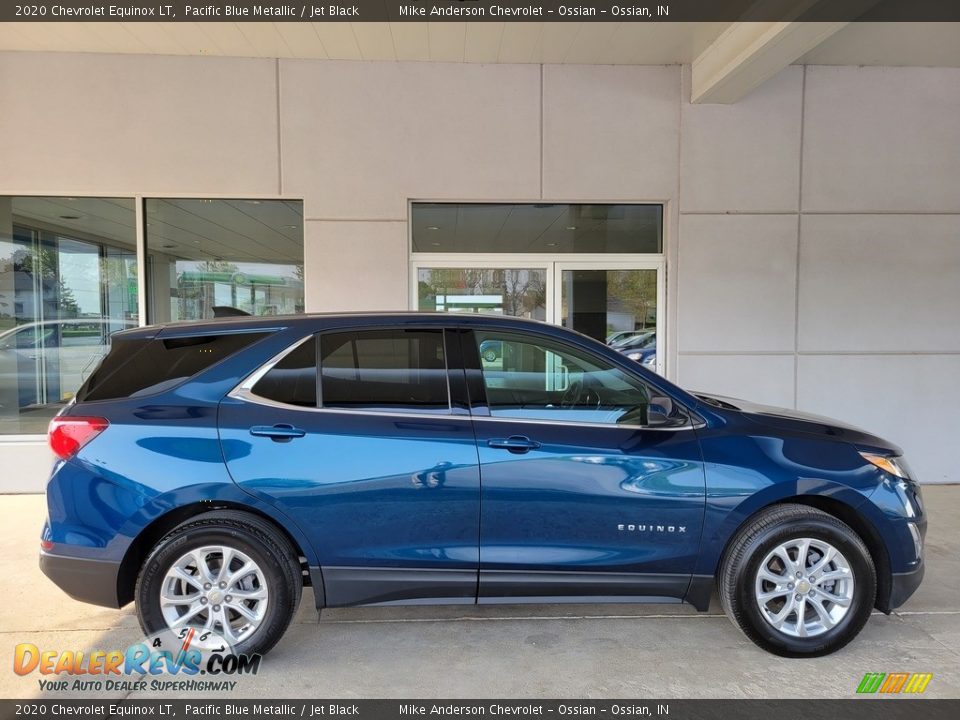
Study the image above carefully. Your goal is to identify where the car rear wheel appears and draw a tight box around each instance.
[718,503,876,657]
[135,510,302,656]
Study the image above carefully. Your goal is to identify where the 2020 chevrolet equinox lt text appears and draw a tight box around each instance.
[40,313,925,657]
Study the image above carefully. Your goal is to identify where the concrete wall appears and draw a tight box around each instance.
[0,52,957,489]
[676,64,960,484]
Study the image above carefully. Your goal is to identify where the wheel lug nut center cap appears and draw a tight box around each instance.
[208,590,223,604]
[796,579,811,595]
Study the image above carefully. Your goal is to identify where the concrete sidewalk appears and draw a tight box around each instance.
[2,488,958,699]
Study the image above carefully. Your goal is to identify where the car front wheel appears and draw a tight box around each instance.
[719,503,876,657]
[135,510,302,657]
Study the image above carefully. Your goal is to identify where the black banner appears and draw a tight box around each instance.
[4,0,960,23]
[2,700,960,720]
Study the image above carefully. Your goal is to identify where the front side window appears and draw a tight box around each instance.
[474,331,666,426]
[320,329,448,413]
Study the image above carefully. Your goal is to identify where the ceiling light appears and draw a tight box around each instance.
[566,226,577,231]
[431,242,441,247]
[546,242,557,247]
[426,226,440,231]
[283,225,298,230]
[244,200,262,205]
[193,240,201,244]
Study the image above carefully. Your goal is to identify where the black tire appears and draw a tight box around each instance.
[718,503,876,657]
[135,510,302,656]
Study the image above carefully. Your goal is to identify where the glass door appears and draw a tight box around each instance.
[412,260,665,374]
[415,265,549,320]
[554,262,664,375]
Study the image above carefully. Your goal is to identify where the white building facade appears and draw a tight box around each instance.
[1,46,958,489]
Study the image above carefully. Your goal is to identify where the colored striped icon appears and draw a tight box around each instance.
[857,672,933,694]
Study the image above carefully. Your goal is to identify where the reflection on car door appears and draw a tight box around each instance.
[462,328,706,603]
[219,327,481,607]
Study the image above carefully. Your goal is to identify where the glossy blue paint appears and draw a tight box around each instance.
[218,399,482,570]
[474,422,705,574]
[41,313,924,613]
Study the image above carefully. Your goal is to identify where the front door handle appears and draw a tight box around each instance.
[487,435,541,454]
[250,424,306,442]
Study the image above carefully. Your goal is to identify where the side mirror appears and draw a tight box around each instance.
[647,395,674,426]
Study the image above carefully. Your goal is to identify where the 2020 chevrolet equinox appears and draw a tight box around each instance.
[40,314,925,657]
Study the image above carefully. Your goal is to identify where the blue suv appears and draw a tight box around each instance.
[40,314,925,658]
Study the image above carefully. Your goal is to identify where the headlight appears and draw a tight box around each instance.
[859,452,912,480]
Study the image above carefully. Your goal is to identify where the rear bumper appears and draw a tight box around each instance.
[39,551,122,608]
[888,562,925,611]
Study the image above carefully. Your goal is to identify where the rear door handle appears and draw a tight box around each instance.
[250,424,306,441]
[487,435,541,454]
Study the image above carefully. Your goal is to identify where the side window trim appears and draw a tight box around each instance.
[444,327,471,416]
[456,328,490,416]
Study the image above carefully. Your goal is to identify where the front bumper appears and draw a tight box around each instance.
[39,551,122,608]
[887,561,925,611]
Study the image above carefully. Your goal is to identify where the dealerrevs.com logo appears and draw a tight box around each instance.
[13,628,261,693]
[856,672,933,694]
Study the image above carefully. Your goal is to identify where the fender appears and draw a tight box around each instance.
[110,482,320,567]
[692,477,874,578]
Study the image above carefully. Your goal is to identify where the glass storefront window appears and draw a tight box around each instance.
[145,199,305,323]
[0,197,138,434]
[411,203,662,254]
[411,202,664,374]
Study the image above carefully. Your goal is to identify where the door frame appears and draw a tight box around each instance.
[410,254,666,375]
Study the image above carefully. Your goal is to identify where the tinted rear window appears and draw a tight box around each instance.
[77,332,269,402]
[251,338,317,408]
[320,329,448,411]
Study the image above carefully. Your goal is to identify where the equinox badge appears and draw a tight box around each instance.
[618,524,687,533]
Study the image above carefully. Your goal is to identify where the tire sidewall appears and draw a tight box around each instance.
[734,517,876,657]
[137,525,294,657]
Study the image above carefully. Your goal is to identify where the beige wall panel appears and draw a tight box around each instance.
[542,65,680,201]
[281,60,541,219]
[304,220,408,312]
[677,214,798,352]
[0,52,280,195]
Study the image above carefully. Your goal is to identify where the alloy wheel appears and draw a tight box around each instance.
[754,537,854,638]
[159,545,269,644]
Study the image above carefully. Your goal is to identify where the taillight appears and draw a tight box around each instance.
[48,416,109,461]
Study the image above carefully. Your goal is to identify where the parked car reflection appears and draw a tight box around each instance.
[615,331,657,371]
[0,318,135,411]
